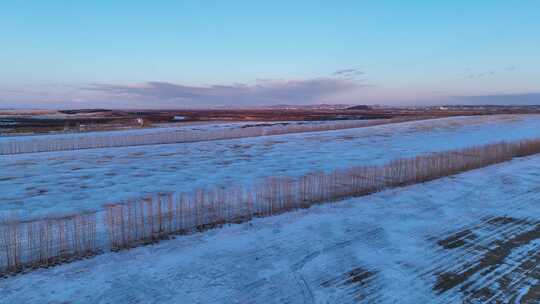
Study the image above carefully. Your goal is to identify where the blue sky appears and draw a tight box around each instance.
[1,1,539,108]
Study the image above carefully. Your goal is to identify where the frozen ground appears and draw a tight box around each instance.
[1,114,540,218]
[1,149,539,303]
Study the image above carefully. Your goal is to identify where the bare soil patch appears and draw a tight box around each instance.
[430,216,540,303]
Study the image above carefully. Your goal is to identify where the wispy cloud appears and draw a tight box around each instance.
[85,78,367,106]
[466,71,496,79]
[464,66,517,79]
[333,68,364,78]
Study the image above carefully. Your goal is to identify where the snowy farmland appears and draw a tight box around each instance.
[1,114,540,218]
[1,114,540,303]
[1,146,540,303]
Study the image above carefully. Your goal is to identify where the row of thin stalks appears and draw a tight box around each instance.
[0,213,97,274]
[0,118,411,155]
[3,138,540,275]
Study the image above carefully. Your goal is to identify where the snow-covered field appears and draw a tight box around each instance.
[1,115,540,218]
[0,120,323,139]
[1,149,539,303]
[0,119,393,154]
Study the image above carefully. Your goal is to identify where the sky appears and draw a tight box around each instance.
[1,0,539,108]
